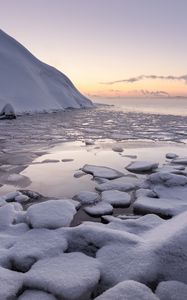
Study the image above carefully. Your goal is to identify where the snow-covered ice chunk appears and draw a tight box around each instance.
[147,172,187,187]
[14,194,29,203]
[82,164,124,179]
[8,228,68,272]
[96,177,136,192]
[2,191,21,202]
[156,164,186,175]
[112,146,124,153]
[106,214,164,236]
[155,280,187,300]
[101,190,131,207]
[18,290,57,300]
[126,161,159,172]
[166,153,178,159]
[74,170,86,178]
[144,211,187,284]
[84,202,113,216]
[96,239,150,291]
[153,185,187,201]
[95,280,159,300]
[25,253,100,300]
[133,196,187,217]
[68,199,81,209]
[73,191,99,205]
[135,188,157,198]
[26,200,76,229]
[14,211,27,224]
[0,266,23,299]
[84,139,95,146]
[62,158,74,162]
[0,204,15,228]
[42,159,60,163]
[10,202,23,212]
[171,157,187,165]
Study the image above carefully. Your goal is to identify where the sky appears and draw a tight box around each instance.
[1,0,187,98]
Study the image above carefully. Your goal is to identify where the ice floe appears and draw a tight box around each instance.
[166,153,178,159]
[171,157,187,165]
[73,191,100,205]
[112,146,124,153]
[24,253,100,300]
[96,176,137,192]
[84,139,95,146]
[26,200,76,228]
[126,161,159,172]
[82,164,124,179]
[84,202,113,216]
[101,190,131,207]
[155,280,187,300]
[133,196,187,217]
[8,229,68,272]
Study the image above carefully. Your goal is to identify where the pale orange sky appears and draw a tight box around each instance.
[1,0,187,98]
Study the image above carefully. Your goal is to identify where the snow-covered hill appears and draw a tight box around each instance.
[0,30,93,114]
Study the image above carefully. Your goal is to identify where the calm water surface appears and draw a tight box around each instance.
[92,97,187,116]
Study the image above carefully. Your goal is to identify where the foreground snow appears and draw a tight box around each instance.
[0,30,92,114]
[0,109,187,299]
[0,161,187,299]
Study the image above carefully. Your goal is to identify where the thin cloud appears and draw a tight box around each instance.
[101,74,187,85]
[141,89,170,97]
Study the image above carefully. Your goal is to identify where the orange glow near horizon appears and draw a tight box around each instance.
[76,77,187,99]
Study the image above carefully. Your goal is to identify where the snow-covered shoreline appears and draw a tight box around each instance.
[0,107,187,299]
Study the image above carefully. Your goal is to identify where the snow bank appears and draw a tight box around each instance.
[0,30,92,114]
